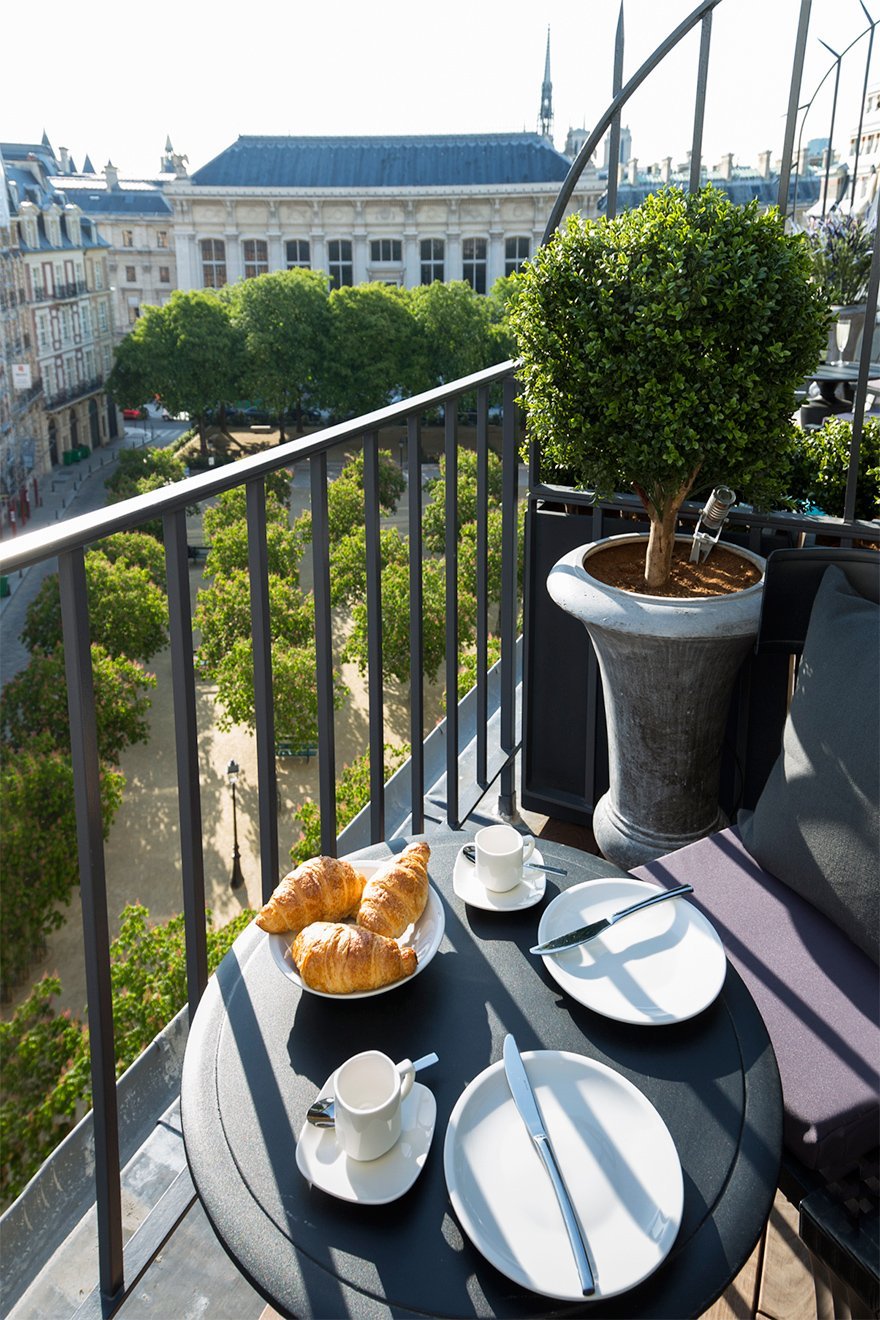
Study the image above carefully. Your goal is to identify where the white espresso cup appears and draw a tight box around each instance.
[332,1051,416,1161]
[474,824,536,892]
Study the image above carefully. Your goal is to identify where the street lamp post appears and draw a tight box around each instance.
[226,759,245,890]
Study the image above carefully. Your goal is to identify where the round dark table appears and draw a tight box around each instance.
[181,830,782,1319]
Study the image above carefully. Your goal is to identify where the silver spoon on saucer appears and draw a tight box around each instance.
[461,843,567,876]
[307,1051,439,1127]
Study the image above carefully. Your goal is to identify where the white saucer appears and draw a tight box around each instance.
[296,1081,436,1204]
[452,846,546,912]
[536,878,726,1025]
[444,1051,683,1301]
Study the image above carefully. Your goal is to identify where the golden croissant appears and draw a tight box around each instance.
[291,922,418,993]
[255,855,365,935]
[356,841,431,939]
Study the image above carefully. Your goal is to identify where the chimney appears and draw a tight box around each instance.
[662,156,672,184]
[758,150,771,179]
[628,157,638,184]
[720,152,734,180]
[798,147,808,174]
[59,146,70,175]
[104,161,119,190]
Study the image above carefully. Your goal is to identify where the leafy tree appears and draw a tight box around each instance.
[458,634,502,701]
[108,292,246,455]
[104,448,190,540]
[0,976,91,1208]
[0,645,156,764]
[93,532,168,591]
[511,185,830,588]
[0,743,124,990]
[788,416,880,520]
[422,448,504,554]
[409,280,499,390]
[0,906,253,1210]
[201,473,292,535]
[289,745,410,865]
[229,269,330,438]
[22,553,167,665]
[322,284,420,418]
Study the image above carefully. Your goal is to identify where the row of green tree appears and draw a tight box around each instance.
[108,271,519,451]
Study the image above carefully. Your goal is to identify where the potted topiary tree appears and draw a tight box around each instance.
[512,184,830,867]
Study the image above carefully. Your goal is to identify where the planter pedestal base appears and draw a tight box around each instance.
[548,535,765,870]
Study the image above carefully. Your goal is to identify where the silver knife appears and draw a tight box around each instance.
[502,1034,595,1296]
[530,884,694,956]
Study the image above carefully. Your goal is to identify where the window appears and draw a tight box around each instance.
[200,238,227,289]
[285,239,310,268]
[159,266,170,283]
[505,236,530,276]
[243,239,268,279]
[327,239,353,289]
[370,238,402,263]
[125,266,136,283]
[157,230,168,248]
[122,230,134,247]
[462,237,487,294]
[420,238,444,284]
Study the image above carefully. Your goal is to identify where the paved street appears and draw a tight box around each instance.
[0,418,187,686]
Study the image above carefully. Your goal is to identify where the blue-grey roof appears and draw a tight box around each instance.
[1,141,57,175]
[190,134,573,188]
[55,180,173,216]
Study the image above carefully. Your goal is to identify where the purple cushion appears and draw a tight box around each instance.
[633,828,880,1174]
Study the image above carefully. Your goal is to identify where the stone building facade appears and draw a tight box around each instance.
[0,139,119,517]
[166,135,604,294]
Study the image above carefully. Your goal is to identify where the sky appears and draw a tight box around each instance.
[2,0,876,182]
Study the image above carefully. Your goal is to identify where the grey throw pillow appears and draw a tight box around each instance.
[739,565,880,963]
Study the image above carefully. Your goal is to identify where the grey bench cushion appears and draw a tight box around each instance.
[633,828,879,1174]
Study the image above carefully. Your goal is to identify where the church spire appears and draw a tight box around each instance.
[538,26,553,140]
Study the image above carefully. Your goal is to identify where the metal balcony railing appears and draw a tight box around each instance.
[44,376,105,409]
[0,2,878,1316]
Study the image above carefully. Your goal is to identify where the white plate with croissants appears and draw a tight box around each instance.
[256,842,445,998]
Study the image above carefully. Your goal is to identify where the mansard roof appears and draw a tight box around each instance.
[189,133,573,189]
[55,177,173,216]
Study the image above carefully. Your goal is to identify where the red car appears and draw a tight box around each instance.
[122,407,144,419]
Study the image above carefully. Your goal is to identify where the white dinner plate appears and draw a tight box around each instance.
[452,846,546,912]
[444,1050,683,1302]
[536,877,726,1024]
[296,1080,436,1204]
[267,862,445,999]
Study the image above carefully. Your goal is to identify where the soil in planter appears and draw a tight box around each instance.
[584,541,761,598]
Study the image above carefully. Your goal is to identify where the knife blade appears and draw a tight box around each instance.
[502,1034,595,1296]
[530,883,694,955]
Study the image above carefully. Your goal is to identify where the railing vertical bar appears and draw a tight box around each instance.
[850,16,876,210]
[475,384,489,786]
[444,405,460,828]
[407,414,425,832]
[163,509,208,1015]
[606,2,625,222]
[498,374,518,818]
[778,0,812,216]
[845,216,880,521]
[246,478,279,903]
[310,451,338,855]
[818,46,842,220]
[689,11,713,193]
[58,547,124,1306]
[363,431,385,843]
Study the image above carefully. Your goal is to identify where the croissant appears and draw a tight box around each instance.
[291,922,417,993]
[255,856,365,935]
[356,841,431,939]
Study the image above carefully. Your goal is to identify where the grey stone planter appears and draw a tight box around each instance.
[548,533,766,868]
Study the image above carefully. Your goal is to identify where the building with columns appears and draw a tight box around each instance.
[167,134,604,295]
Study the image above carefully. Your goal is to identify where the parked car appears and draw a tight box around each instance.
[122,406,145,420]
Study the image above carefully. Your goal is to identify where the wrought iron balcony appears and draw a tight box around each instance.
[0,3,877,1317]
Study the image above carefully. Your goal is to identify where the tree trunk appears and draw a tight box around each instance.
[645,512,678,590]
[197,415,207,457]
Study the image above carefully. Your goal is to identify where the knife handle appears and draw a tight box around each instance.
[534,1134,595,1296]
